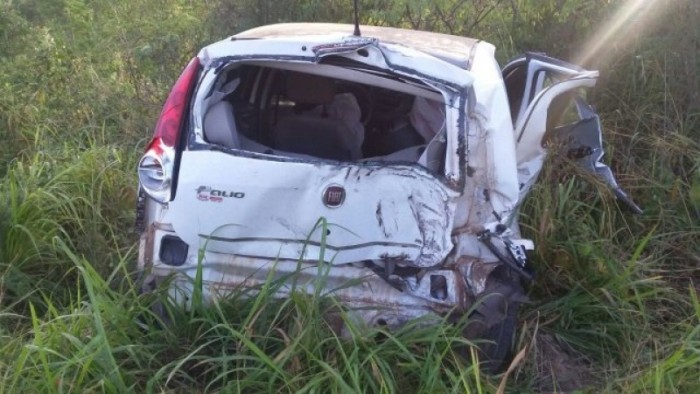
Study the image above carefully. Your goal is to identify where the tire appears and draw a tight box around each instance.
[463,265,524,374]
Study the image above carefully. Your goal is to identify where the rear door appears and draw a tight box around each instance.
[502,53,588,129]
[502,54,641,212]
[502,54,598,197]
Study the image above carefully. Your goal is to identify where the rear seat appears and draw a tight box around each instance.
[202,70,440,168]
[203,101,241,148]
[203,100,430,164]
[272,72,363,161]
[203,100,318,160]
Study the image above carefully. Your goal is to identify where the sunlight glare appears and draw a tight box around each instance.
[575,0,668,67]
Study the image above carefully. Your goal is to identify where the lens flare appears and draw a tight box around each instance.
[575,0,667,67]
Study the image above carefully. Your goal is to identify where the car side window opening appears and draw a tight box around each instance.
[201,63,447,171]
[503,62,527,124]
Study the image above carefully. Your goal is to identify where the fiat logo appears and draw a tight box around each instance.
[323,185,346,208]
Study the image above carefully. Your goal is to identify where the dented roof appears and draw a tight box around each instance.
[234,23,480,70]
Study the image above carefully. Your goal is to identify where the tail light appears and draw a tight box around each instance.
[139,57,201,203]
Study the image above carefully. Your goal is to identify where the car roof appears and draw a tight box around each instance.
[234,23,480,70]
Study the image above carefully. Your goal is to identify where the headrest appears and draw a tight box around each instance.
[285,72,334,105]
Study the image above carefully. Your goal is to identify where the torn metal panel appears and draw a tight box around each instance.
[550,97,643,213]
[456,257,499,296]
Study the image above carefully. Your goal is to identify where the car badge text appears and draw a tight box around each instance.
[196,186,244,202]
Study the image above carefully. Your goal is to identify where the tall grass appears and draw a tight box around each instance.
[2,241,491,392]
[1,0,699,392]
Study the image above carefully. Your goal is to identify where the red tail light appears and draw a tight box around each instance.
[140,57,201,203]
[148,57,201,150]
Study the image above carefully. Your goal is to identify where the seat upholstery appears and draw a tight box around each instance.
[204,72,364,161]
[273,116,358,160]
[203,101,240,148]
[272,72,362,160]
[285,72,335,105]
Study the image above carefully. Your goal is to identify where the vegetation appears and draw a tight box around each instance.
[1,0,698,391]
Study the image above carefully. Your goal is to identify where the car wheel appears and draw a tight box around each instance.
[463,265,524,374]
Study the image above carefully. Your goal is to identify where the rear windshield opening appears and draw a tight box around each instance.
[200,63,447,171]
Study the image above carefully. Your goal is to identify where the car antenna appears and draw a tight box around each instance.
[352,0,361,36]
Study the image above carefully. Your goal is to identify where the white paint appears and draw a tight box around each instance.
[167,151,458,267]
[140,24,602,316]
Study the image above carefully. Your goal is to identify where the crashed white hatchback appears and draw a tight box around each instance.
[135,23,639,371]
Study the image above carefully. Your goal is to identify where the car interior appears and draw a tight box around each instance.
[201,62,448,173]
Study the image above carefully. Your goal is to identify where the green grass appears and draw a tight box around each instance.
[1,0,699,392]
[2,241,490,392]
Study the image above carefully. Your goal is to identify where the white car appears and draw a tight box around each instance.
[135,23,639,371]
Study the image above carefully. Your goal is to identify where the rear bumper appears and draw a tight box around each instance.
[138,221,503,328]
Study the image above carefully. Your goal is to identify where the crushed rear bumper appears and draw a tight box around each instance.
[138,222,507,329]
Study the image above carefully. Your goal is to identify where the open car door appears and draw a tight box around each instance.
[502,53,642,213]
